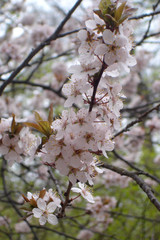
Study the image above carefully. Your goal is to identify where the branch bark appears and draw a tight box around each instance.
[0,0,83,96]
[103,162,160,211]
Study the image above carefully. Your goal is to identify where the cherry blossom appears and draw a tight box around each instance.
[22,189,61,226]
[0,134,23,166]
[62,77,90,107]
[32,198,58,225]
[71,182,95,203]
[0,0,140,230]
[77,229,94,240]
[19,127,41,158]
[15,221,30,233]
[0,216,10,228]
[86,196,117,229]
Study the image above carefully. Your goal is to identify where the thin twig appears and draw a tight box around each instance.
[129,10,160,20]
[0,0,83,95]
[114,103,160,138]
[59,181,73,218]
[32,225,80,240]
[113,150,160,184]
[103,162,160,211]
[136,0,160,46]
[1,159,39,240]
[48,168,64,202]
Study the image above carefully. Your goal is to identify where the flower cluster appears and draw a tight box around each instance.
[0,116,40,166]
[0,216,10,228]
[71,182,95,203]
[102,168,130,188]
[41,108,108,185]
[58,0,136,183]
[15,221,30,233]
[22,189,61,225]
[0,0,137,227]
[87,195,117,229]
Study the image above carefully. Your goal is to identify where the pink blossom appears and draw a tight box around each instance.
[15,221,30,233]
[0,134,23,166]
[77,230,94,240]
[32,198,58,225]
[71,182,95,203]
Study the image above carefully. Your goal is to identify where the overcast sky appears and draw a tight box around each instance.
[25,0,92,13]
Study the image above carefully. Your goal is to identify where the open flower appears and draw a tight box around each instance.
[0,134,23,166]
[71,182,94,203]
[32,198,58,225]
[95,29,128,66]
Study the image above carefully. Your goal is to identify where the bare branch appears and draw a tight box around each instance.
[114,104,160,138]
[103,162,160,211]
[113,150,160,184]
[129,10,160,20]
[0,0,83,95]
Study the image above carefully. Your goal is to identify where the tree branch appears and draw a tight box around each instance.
[0,0,83,96]
[114,103,160,138]
[103,162,160,211]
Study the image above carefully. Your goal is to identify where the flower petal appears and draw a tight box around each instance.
[103,29,114,44]
[85,20,96,30]
[71,187,81,193]
[47,202,57,213]
[82,191,95,203]
[94,44,107,55]
[77,30,87,41]
[32,208,42,218]
[47,214,58,225]
[37,198,46,211]
[39,216,46,225]
[78,182,84,189]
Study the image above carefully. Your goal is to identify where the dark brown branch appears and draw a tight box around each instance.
[0,0,83,95]
[24,53,45,83]
[103,162,160,211]
[89,63,106,112]
[48,168,64,202]
[136,31,160,46]
[114,103,160,138]
[0,49,74,77]
[129,10,160,20]
[136,0,160,46]
[66,217,118,240]
[1,159,39,240]
[107,210,160,223]
[72,206,160,223]
[57,28,83,38]
[113,150,160,184]
[58,181,73,218]
[0,78,66,100]
[32,225,79,240]
[0,229,13,240]
[122,100,160,112]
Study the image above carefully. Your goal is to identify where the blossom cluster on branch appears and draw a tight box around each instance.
[0,0,137,227]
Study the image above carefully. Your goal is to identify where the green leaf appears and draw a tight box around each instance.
[104,13,118,26]
[94,9,103,19]
[118,14,129,24]
[22,194,30,202]
[30,197,37,207]
[99,0,111,16]
[41,136,48,145]
[39,189,46,199]
[24,122,43,132]
[38,121,52,137]
[34,111,43,122]
[14,123,23,135]
[11,114,16,134]
[115,2,126,21]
